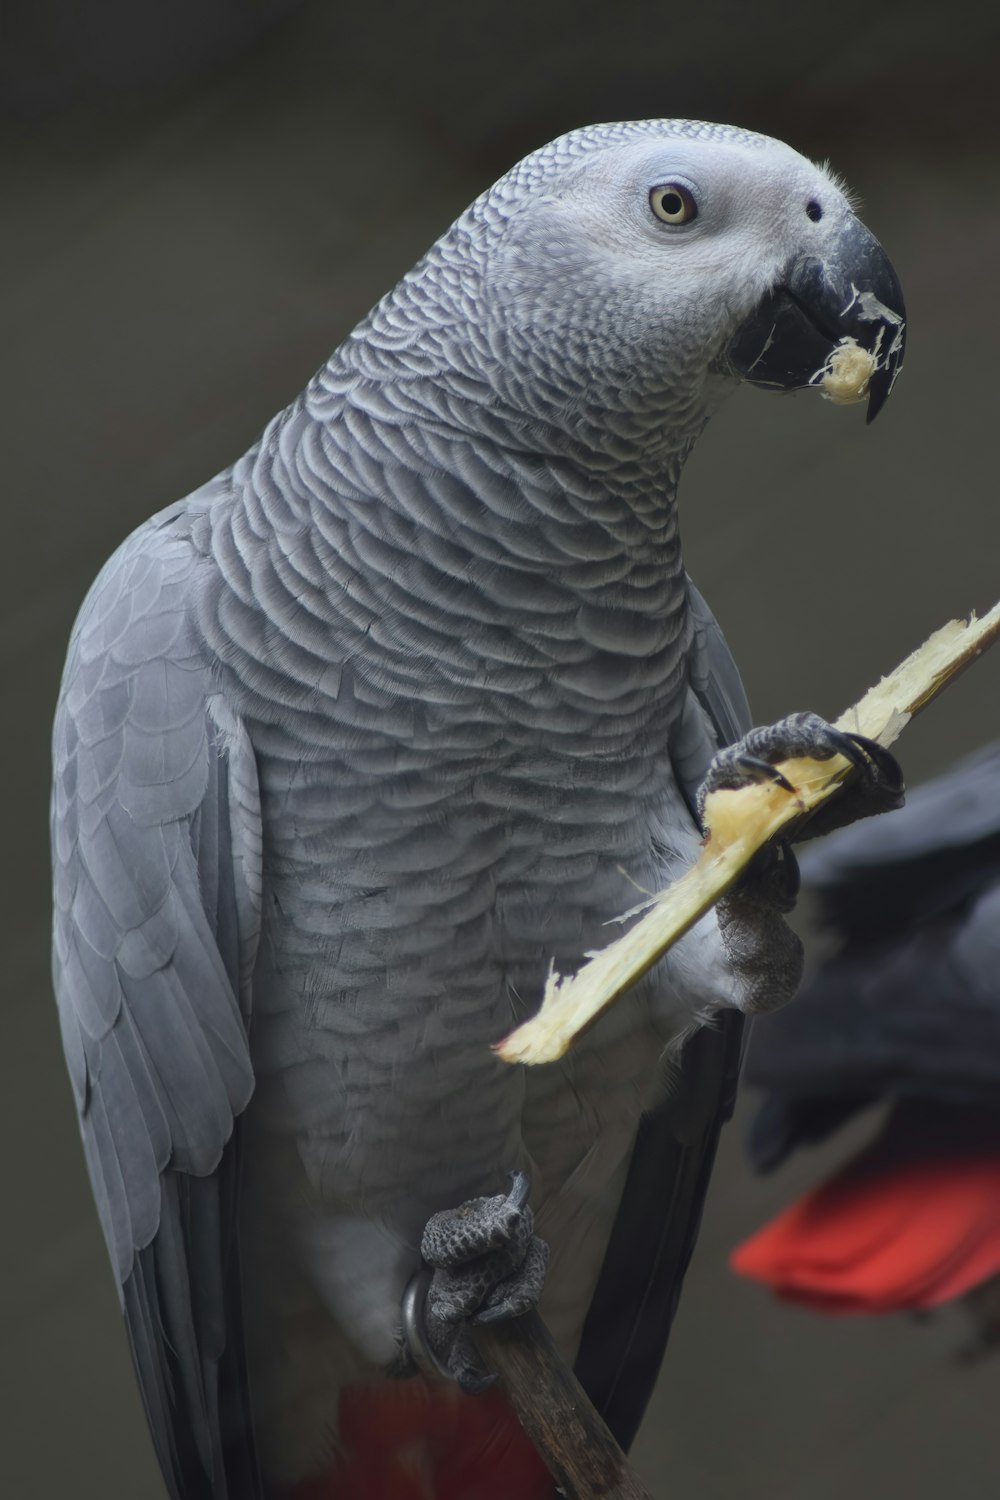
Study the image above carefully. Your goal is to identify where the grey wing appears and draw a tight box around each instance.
[51,511,262,1499]
[574,578,751,1445]
[669,576,752,808]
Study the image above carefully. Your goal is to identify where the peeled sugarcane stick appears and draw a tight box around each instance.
[498,600,1000,1067]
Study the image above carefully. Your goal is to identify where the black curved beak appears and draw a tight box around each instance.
[728,217,906,423]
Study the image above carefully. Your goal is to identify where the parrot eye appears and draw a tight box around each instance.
[649,183,698,225]
[806,199,824,222]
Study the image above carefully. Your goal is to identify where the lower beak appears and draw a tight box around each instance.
[728,216,906,423]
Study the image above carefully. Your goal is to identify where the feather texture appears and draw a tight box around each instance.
[52,512,261,1494]
[52,117,880,1493]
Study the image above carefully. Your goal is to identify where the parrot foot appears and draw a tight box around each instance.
[698,710,903,841]
[402,1172,549,1394]
[696,714,902,1016]
[713,842,805,1013]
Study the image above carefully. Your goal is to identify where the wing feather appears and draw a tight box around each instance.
[52,509,262,1497]
[575,578,751,1445]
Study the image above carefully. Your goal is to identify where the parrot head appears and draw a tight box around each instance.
[456,120,904,432]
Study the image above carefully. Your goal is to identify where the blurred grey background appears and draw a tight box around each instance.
[2,2,998,1495]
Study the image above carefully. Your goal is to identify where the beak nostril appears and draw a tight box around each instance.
[806,200,823,223]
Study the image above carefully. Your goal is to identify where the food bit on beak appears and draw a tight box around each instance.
[814,337,877,406]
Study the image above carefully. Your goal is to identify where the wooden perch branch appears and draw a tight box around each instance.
[474,1310,655,1500]
[497,600,1000,1067]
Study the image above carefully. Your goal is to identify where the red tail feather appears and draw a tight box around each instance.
[732,1149,1000,1314]
[287,1378,553,1500]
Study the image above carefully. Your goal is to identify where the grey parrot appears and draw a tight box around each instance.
[51,118,906,1499]
[734,743,1000,1352]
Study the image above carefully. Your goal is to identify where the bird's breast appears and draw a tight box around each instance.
[244,718,691,1212]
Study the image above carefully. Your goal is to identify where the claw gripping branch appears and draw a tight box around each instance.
[497,601,1000,1067]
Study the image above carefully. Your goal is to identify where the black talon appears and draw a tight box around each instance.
[845,731,904,786]
[820,726,889,769]
[737,754,796,793]
[699,711,904,849]
[820,727,866,765]
[817,728,904,801]
[472,1302,509,1327]
[507,1171,530,1212]
[809,728,899,788]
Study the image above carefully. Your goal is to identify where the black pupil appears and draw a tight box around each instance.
[806,199,823,222]
[661,191,684,217]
